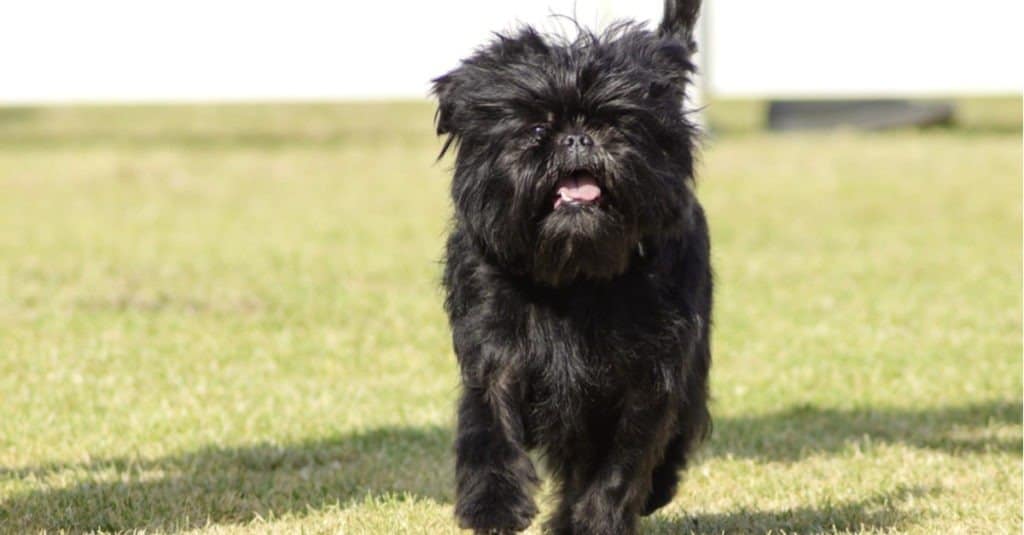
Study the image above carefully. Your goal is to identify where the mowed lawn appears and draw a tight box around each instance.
[0,99,1019,534]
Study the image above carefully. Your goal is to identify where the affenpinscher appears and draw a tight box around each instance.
[432,1,711,533]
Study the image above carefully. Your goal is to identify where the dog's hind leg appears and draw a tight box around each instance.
[454,380,540,534]
[643,338,713,516]
[641,398,709,515]
[642,430,687,516]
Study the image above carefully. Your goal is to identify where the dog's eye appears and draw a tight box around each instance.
[530,125,549,138]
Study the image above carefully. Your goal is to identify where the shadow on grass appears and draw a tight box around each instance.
[0,426,454,532]
[0,400,1017,532]
[644,486,934,534]
[711,399,1021,462]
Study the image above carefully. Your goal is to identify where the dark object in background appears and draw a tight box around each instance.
[431,1,711,534]
[767,99,956,130]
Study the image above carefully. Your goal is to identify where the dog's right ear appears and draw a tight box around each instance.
[431,69,465,157]
[658,0,701,50]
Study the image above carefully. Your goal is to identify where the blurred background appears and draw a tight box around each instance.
[0,1,1020,533]
[2,1,1021,103]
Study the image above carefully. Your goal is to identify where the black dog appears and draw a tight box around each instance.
[433,1,710,533]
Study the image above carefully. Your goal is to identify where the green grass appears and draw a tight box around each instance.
[0,97,1020,534]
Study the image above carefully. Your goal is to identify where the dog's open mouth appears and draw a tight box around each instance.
[554,171,602,209]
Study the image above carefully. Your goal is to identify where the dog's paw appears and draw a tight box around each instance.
[641,459,681,516]
[640,492,671,517]
[455,481,538,533]
[640,478,677,516]
[456,504,535,534]
[570,491,636,535]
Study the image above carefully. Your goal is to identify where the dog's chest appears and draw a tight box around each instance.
[516,286,678,388]
[513,291,680,443]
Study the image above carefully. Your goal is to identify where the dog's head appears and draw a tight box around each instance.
[433,1,701,287]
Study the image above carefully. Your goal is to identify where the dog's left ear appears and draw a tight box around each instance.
[431,69,466,157]
[658,0,701,51]
[430,69,466,135]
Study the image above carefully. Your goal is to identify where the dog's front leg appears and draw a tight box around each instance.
[571,392,678,535]
[454,374,540,534]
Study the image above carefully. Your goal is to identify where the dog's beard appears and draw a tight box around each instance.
[529,192,640,287]
[495,152,652,287]
[475,145,687,288]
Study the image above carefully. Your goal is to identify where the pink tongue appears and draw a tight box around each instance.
[556,174,601,203]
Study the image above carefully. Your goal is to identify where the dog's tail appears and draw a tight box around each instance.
[658,0,701,50]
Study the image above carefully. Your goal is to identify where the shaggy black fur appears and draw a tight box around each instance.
[432,2,711,533]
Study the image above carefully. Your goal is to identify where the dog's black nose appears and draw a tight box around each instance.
[561,133,593,147]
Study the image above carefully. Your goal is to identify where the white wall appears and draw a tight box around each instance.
[0,0,661,104]
[0,1,1018,104]
[705,0,1022,98]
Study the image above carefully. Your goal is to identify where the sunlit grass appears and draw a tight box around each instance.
[0,98,1020,534]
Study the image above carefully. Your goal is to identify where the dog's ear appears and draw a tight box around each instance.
[432,70,464,135]
[431,69,466,157]
[651,0,700,96]
[649,39,695,92]
[658,0,701,50]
